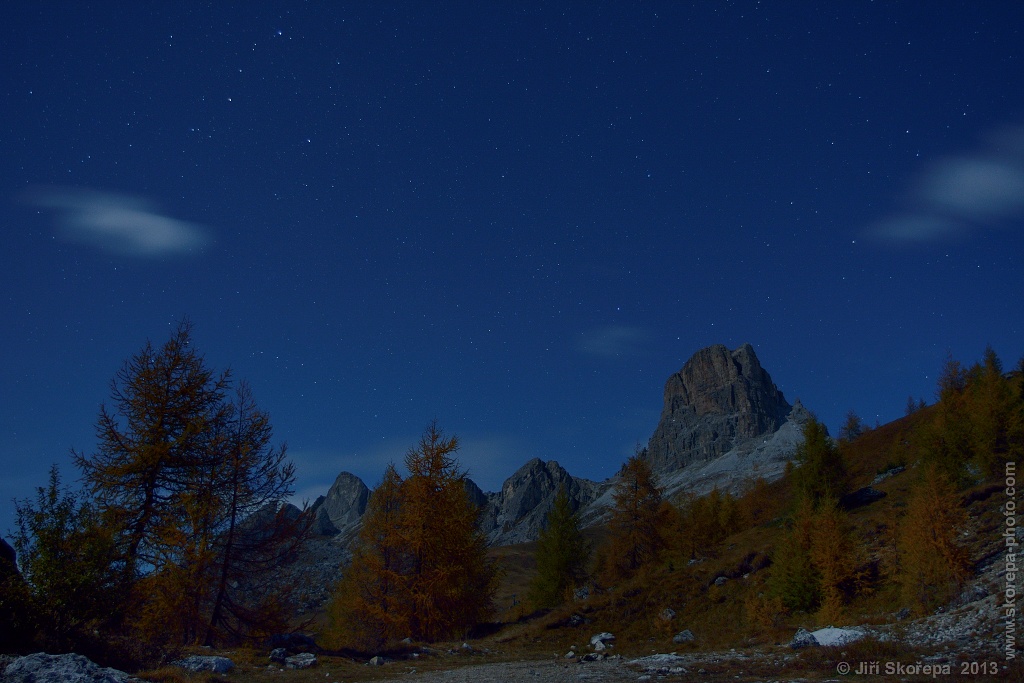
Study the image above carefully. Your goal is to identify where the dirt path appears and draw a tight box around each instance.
[374,658,640,682]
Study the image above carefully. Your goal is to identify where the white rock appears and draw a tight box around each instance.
[810,626,865,647]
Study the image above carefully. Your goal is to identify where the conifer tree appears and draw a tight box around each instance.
[791,416,848,506]
[328,464,407,650]
[809,498,860,624]
[74,319,231,582]
[603,450,667,582]
[12,466,120,650]
[328,424,495,646]
[528,485,590,609]
[678,487,739,560]
[768,497,820,613]
[73,321,306,646]
[399,422,496,641]
[898,464,970,615]
[201,381,307,645]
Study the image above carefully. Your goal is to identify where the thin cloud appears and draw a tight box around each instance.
[870,124,1024,243]
[579,325,652,358]
[26,187,213,256]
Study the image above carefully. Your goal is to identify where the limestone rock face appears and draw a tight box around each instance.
[319,471,369,535]
[477,458,605,546]
[645,343,791,473]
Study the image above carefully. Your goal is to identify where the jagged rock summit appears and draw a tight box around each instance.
[645,343,792,474]
[477,458,606,546]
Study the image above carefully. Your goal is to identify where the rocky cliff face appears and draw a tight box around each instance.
[310,471,369,538]
[477,458,607,546]
[645,343,792,473]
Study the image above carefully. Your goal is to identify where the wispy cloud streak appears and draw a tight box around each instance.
[579,325,652,358]
[26,187,213,256]
[870,125,1024,243]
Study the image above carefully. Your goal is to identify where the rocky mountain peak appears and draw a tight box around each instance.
[645,343,792,473]
[311,471,369,536]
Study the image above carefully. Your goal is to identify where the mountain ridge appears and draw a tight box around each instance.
[297,343,808,548]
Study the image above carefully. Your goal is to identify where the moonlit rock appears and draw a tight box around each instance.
[810,626,865,647]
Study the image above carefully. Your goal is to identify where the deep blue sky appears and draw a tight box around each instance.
[3,2,1023,535]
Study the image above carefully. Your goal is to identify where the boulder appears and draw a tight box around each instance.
[173,656,234,674]
[284,653,317,669]
[789,627,818,649]
[672,629,695,644]
[590,632,615,650]
[367,656,388,666]
[3,653,131,683]
[269,648,288,664]
[840,486,887,510]
[810,626,864,647]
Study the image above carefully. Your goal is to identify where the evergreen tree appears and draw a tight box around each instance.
[528,485,590,609]
[12,466,120,651]
[791,417,848,505]
[767,497,820,613]
[838,410,865,442]
[603,450,667,582]
[678,487,739,560]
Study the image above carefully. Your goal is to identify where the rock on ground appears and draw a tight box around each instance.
[173,655,234,674]
[3,653,132,683]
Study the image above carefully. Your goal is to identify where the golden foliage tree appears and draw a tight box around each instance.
[601,450,669,582]
[898,463,970,615]
[677,487,740,561]
[74,319,231,583]
[808,498,861,624]
[328,464,407,651]
[329,423,496,648]
[73,321,306,646]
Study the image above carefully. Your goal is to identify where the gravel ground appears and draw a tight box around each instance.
[386,658,640,682]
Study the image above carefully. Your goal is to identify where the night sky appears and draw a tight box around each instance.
[3,2,1023,535]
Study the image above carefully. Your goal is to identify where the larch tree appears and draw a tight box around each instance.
[898,463,970,615]
[328,463,407,650]
[528,484,590,609]
[768,496,820,613]
[201,381,307,645]
[399,422,496,641]
[74,319,231,583]
[73,320,306,646]
[808,498,861,624]
[602,449,668,582]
